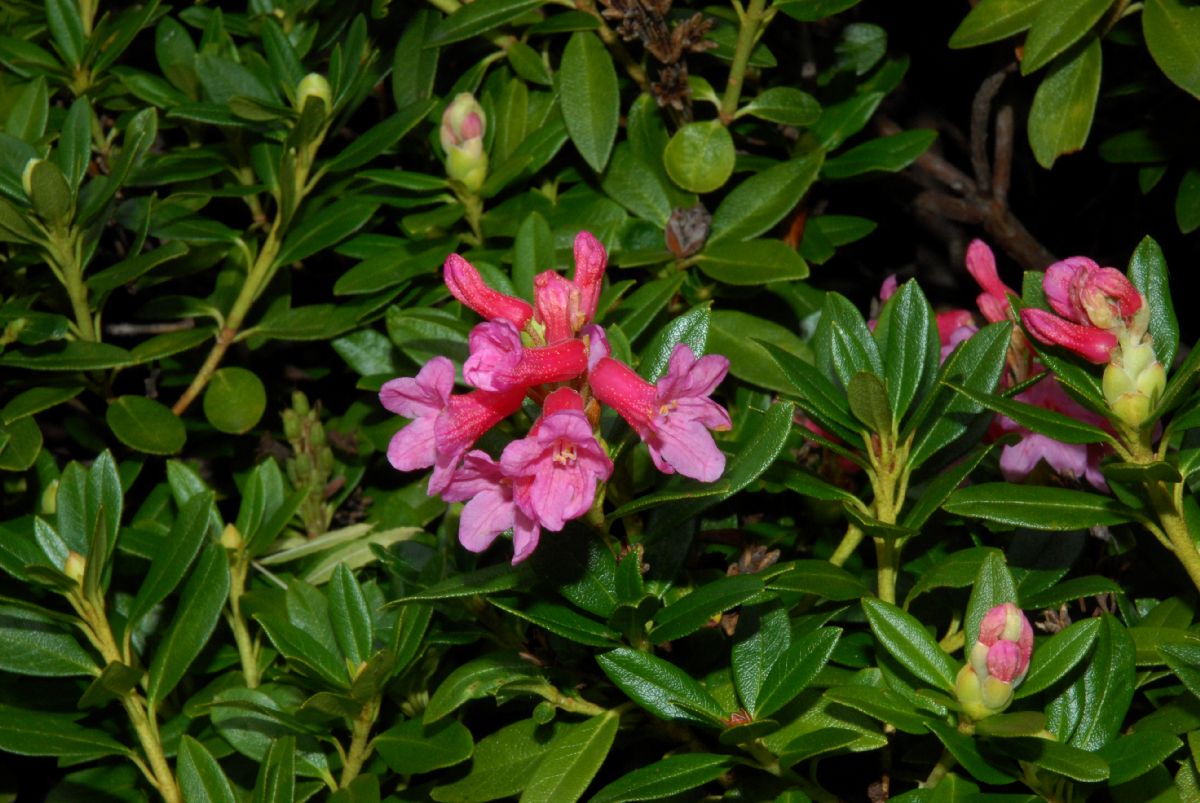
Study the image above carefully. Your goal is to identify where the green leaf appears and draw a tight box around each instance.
[964,553,1017,652]
[376,718,474,775]
[601,144,671,226]
[1020,575,1123,609]
[275,201,378,267]
[899,444,993,533]
[649,575,764,644]
[740,87,821,126]
[1144,0,1200,99]
[762,342,859,440]
[1050,614,1135,751]
[520,711,617,803]
[755,627,841,718]
[178,735,238,803]
[79,108,156,223]
[863,597,958,692]
[106,396,186,455]
[559,32,619,172]
[427,0,544,45]
[707,310,812,394]
[146,543,230,703]
[393,9,439,107]
[708,154,824,244]
[766,561,869,600]
[424,652,542,724]
[589,753,732,803]
[777,728,864,767]
[848,371,892,434]
[1021,0,1110,74]
[904,547,1002,606]
[637,304,710,382]
[5,77,48,143]
[947,380,1113,444]
[0,603,96,676]
[253,734,295,803]
[325,100,434,174]
[822,130,936,179]
[209,688,329,779]
[663,121,735,193]
[1028,37,1102,169]
[431,719,562,803]
[1018,618,1101,698]
[823,686,929,734]
[873,279,938,419]
[694,239,809,285]
[54,97,91,192]
[814,292,882,390]
[949,0,1046,48]
[924,719,1016,785]
[202,367,266,434]
[392,563,527,604]
[774,0,864,22]
[732,604,791,714]
[1127,235,1178,368]
[329,563,373,667]
[489,598,619,647]
[992,737,1108,782]
[0,417,43,472]
[1177,168,1200,234]
[46,0,85,67]
[0,341,133,371]
[128,491,213,630]
[1099,731,1183,785]
[943,483,1136,530]
[0,704,130,762]
[597,647,725,726]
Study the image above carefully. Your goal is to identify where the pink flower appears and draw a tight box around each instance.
[501,389,613,533]
[1044,257,1141,330]
[956,602,1034,720]
[1021,308,1118,364]
[977,602,1034,679]
[444,253,534,329]
[379,357,456,474]
[589,344,731,482]
[582,324,610,371]
[532,231,609,343]
[462,320,588,392]
[994,375,1108,490]
[442,451,541,564]
[965,240,1017,325]
[431,387,526,495]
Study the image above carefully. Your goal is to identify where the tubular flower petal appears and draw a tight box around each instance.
[379,357,455,473]
[463,320,587,392]
[534,270,581,344]
[965,240,1018,324]
[431,387,526,495]
[1021,308,1118,364]
[589,344,731,482]
[572,231,607,325]
[444,254,534,328]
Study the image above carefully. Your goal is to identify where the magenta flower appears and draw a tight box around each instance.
[430,387,526,495]
[964,239,1017,325]
[589,344,731,482]
[1021,308,1118,364]
[533,231,609,343]
[462,320,588,392]
[444,253,534,329]
[501,389,613,533]
[995,375,1108,490]
[379,357,456,474]
[442,451,541,564]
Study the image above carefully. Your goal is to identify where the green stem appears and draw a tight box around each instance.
[921,747,957,788]
[48,232,97,342]
[828,523,863,567]
[339,697,381,788]
[1148,480,1200,595]
[226,553,261,688]
[874,538,897,604]
[719,0,770,122]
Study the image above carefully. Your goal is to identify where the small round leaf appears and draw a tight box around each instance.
[663,121,735,193]
[203,367,267,434]
[106,396,186,455]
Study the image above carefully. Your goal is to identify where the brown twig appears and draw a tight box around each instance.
[879,65,1057,272]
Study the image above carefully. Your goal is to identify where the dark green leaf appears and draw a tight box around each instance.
[949,0,1046,48]
[663,121,735,193]
[430,718,562,803]
[424,652,541,724]
[521,711,617,803]
[106,396,186,455]
[0,604,95,676]
[275,202,378,267]
[0,704,130,761]
[766,561,869,600]
[1021,0,1110,74]
[427,0,544,45]
[948,380,1112,444]
[822,130,936,179]
[823,686,928,734]
[863,597,958,692]
[1028,37,1102,169]
[489,598,619,647]
[649,575,764,644]
[597,647,725,726]
[329,563,373,667]
[1018,618,1101,698]
[739,87,821,126]
[589,753,732,803]
[755,627,841,718]
[324,101,434,174]
[128,491,213,629]
[637,304,709,382]
[732,603,791,714]
[178,735,238,803]
[1127,235,1178,368]
[1144,0,1200,99]
[695,239,809,285]
[1099,731,1183,785]
[252,735,295,803]
[964,552,1017,651]
[559,32,619,172]
[393,9,439,107]
[376,718,473,775]
[709,154,823,244]
[943,483,1137,530]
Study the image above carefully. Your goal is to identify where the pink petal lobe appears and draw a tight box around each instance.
[511,509,541,564]
[457,486,514,553]
[652,416,726,482]
[379,357,455,417]
[387,417,437,472]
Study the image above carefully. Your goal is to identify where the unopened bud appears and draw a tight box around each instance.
[282,410,302,441]
[220,523,243,550]
[295,73,332,115]
[956,603,1033,721]
[1103,338,1165,429]
[64,551,86,583]
[440,93,488,192]
[292,391,310,417]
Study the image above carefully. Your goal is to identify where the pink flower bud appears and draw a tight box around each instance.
[444,254,534,329]
[1021,308,1118,364]
[463,321,587,392]
[573,231,607,325]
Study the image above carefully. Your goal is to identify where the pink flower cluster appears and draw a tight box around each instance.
[380,232,732,563]
[1021,257,1144,364]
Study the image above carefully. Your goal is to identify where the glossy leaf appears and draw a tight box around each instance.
[663,121,735,193]
[589,753,732,803]
[375,718,474,775]
[202,367,267,434]
[708,154,823,244]
[559,32,619,172]
[106,396,186,455]
[1028,37,1102,169]
[943,483,1137,530]
[1021,0,1110,74]
[694,239,810,285]
[822,130,936,179]
[520,711,617,803]
[1143,0,1200,99]
[649,574,764,644]
[863,598,958,692]
[949,0,1046,48]
[178,735,238,803]
[1127,234,1179,368]
[755,627,841,718]
[597,647,725,727]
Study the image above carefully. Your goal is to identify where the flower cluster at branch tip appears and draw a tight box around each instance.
[955,603,1033,721]
[1021,257,1165,428]
[380,232,731,563]
[440,93,488,193]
